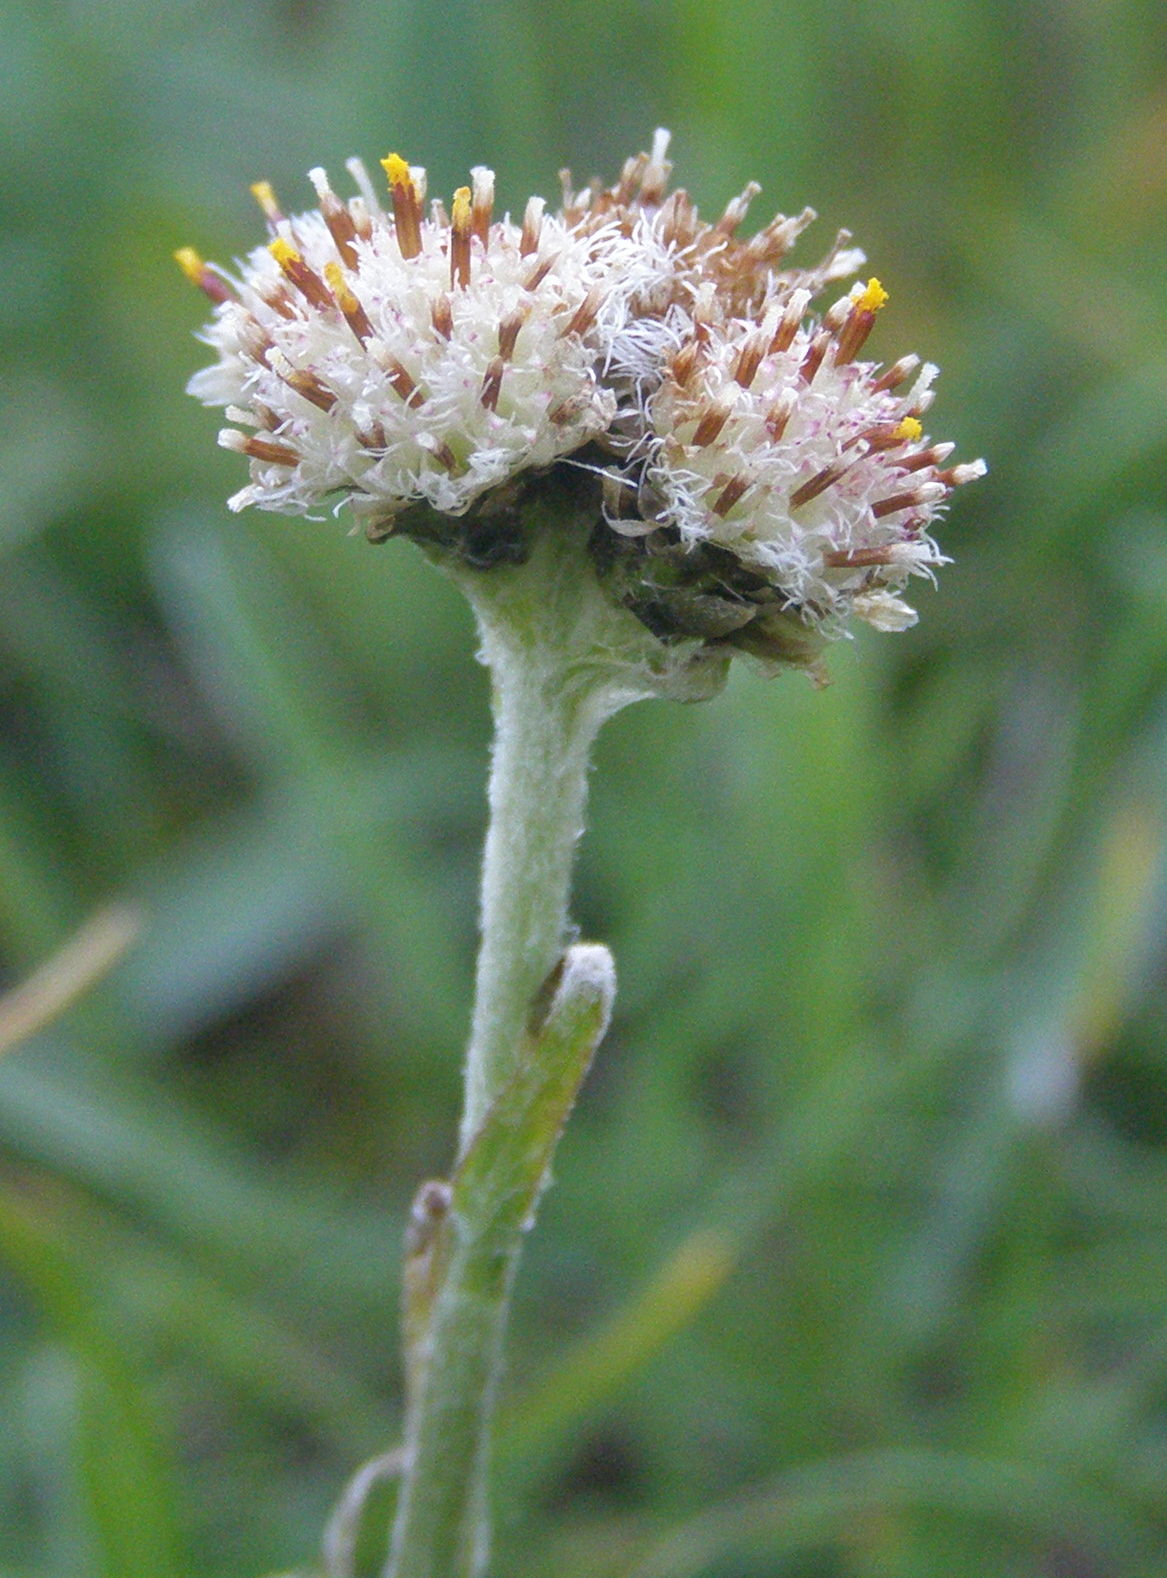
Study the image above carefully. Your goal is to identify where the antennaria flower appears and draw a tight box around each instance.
[182,157,670,525]
[177,129,988,1578]
[180,131,984,664]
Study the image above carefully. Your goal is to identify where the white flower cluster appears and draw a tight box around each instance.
[182,158,668,523]
[181,133,984,645]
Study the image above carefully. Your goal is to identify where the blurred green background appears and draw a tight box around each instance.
[2,1,1167,1574]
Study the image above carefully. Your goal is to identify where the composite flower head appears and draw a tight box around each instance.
[181,157,666,524]
[180,133,984,659]
[624,276,987,636]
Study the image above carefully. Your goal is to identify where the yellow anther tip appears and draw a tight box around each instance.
[856,278,889,314]
[174,246,204,283]
[381,153,413,188]
[451,186,472,223]
[250,181,280,216]
[894,416,923,443]
[323,260,356,303]
[268,238,300,266]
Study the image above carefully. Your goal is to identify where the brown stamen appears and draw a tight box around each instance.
[733,330,770,390]
[691,395,734,448]
[833,306,877,366]
[382,154,424,260]
[520,196,545,256]
[278,362,337,413]
[323,262,374,345]
[498,310,525,361]
[870,355,919,394]
[480,357,504,412]
[450,186,472,288]
[790,460,851,509]
[430,294,454,339]
[378,353,420,406]
[524,254,556,291]
[174,248,235,304]
[712,475,751,517]
[824,546,896,568]
[560,286,603,340]
[768,296,806,354]
[470,167,494,246]
[872,489,926,519]
[269,240,333,312]
[241,434,300,466]
[799,331,830,384]
[765,390,797,440]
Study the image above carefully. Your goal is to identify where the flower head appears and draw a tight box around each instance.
[180,133,984,666]
[182,157,665,524]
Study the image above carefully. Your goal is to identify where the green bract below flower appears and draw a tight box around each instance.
[180,130,984,668]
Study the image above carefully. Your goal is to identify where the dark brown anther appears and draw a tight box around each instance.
[381,354,420,406]
[896,446,945,473]
[524,254,556,291]
[239,315,275,366]
[323,262,374,345]
[279,365,337,413]
[799,331,830,384]
[823,546,896,568]
[269,240,333,313]
[870,355,919,394]
[670,340,703,386]
[428,439,459,473]
[768,299,804,355]
[241,435,300,466]
[733,330,769,390]
[872,489,923,519]
[321,194,359,270]
[519,197,545,257]
[256,283,297,321]
[498,311,524,361]
[470,168,494,246]
[430,294,454,339]
[712,474,751,517]
[382,155,424,260]
[833,305,877,367]
[480,357,504,412]
[560,286,603,340]
[450,186,472,289]
[790,460,850,509]
[691,395,734,448]
[764,390,796,440]
[355,418,388,451]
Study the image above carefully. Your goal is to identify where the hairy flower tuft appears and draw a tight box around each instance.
[184,158,665,525]
[180,133,984,661]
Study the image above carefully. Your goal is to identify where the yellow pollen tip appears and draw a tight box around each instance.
[174,247,204,284]
[381,154,413,190]
[451,187,472,226]
[894,416,923,443]
[856,278,889,314]
[250,181,280,217]
[323,260,354,303]
[268,238,301,268]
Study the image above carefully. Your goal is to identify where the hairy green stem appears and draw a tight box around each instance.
[384,501,728,1578]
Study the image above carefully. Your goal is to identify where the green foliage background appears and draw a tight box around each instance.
[2,1,1167,1573]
